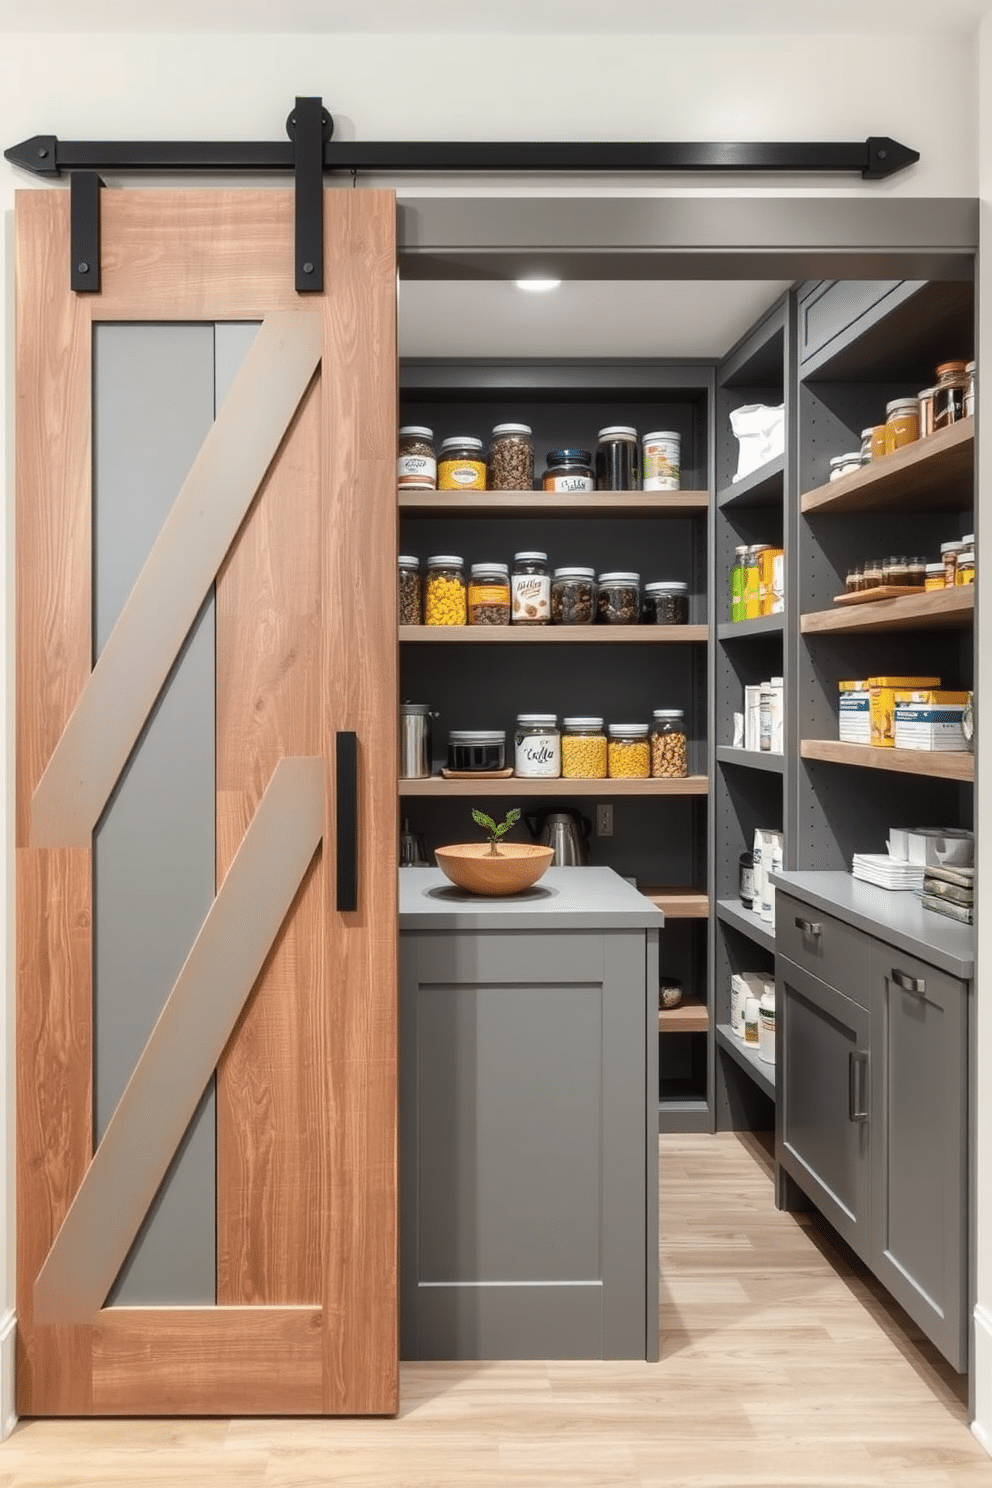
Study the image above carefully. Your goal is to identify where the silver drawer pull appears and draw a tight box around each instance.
[849,1050,869,1123]
[892,968,926,996]
[795,916,822,937]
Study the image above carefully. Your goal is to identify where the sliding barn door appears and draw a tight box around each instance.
[14,188,398,1415]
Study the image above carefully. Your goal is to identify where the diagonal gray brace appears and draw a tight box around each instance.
[31,311,322,847]
[33,756,325,1326]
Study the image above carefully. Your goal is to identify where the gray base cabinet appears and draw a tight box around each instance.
[776,884,971,1371]
[399,867,660,1362]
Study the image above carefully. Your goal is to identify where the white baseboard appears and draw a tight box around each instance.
[0,1309,15,1441]
[972,1304,992,1458]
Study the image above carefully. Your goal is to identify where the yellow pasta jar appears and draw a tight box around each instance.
[424,554,467,625]
[438,436,486,491]
[607,722,651,779]
[561,717,608,780]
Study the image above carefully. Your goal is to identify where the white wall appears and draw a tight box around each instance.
[0,22,984,1442]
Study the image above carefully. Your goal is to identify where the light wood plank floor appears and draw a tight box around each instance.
[3,1131,991,1486]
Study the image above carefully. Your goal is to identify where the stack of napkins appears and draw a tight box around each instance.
[920,864,974,926]
[852,853,926,891]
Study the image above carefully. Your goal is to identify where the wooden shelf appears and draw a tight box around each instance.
[399,775,710,797]
[801,584,973,635]
[800,421,974,515]
[715,1023,775,1099]
[399,488,709,516]
[400,624,707,643]
[801,739,974,782]
[641,886,709,918]
[715,898,777,953]
[659,995,709,1035]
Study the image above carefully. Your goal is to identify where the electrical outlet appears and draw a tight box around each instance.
[596,803,613,837]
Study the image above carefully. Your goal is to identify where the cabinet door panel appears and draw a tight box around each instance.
[778,955,871,1257]
[871,943,969,1370]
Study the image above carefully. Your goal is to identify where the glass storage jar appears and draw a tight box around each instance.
[514,714,561,778]
[730,544,749,621]
[397,426,436,489]
[607,723,651,779]
[597,571,640,624]
[447,730,506,773]
[650,710,687,778]
[956,548,975,585]
[551,566,596,624]
[511,551,551,624]
[438,436,486,490]
[641,431,681,491]
[859,428,874,464]
[487,423,534,491]
[642,580,689,625]
[542,448,595,493]
[561,717,608,779]
[925,562,946,591]
[933,361,969,430]
[424,554,466,625]
[468,562,511,625]
[398,554,422,625]
[907,556,926,588]
[941,540,963,586]
[884,399,920,454]
[595,426,639,490]
[829,452,861,481]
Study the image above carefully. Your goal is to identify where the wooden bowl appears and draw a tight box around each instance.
[435,842,555,897]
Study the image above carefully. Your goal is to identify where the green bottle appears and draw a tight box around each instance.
[730,545,748,621]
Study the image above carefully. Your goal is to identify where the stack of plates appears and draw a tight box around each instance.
[852,853,926,891]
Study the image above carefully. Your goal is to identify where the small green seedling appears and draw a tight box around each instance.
[471,806,521,856]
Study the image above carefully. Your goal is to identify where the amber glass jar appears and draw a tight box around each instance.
[884,399,920,455]
[933,362,969,430]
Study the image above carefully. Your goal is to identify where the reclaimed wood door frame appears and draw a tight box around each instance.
[14,188,398,1415]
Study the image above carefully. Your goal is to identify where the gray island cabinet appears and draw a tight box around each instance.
[399,866,662,1361]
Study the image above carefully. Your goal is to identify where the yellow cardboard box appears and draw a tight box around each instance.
[869,676,941,747]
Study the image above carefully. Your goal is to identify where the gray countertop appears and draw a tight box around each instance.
[772,870,974,979]
[399,866,665,931]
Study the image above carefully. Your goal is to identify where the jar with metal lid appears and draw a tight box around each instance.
[468,563,511,625]
[907,556,926,588]
[642,580,688,625]
[650,710,687,778]
[487,423,534,491]
[561,717,607,779]
[933,361,969,430]
[941,540,963,586]
[511,551,551,624]
[829,452,862,481]
[438,436,486,491]
[862,557,883,591]
[925,562,945,591]
[551,567,596,625]
[597,571,640,624]
[398,426,436,489]
[641,431,681,491]
[965,361,976,418]
[514,714,561,778]
[447,729,506,773]
[882,556,909,587]
[424,554,466,625]
[956,548,975,585]
[607,723,650,779]
[398,554,422,625]
[595,426,639,490]
[845,566,860,594]
[542,448,595,493]
[884,399,920,455]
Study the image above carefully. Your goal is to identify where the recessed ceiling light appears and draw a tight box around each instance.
[514,277,562,293]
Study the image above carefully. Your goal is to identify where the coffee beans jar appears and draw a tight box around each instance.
[438,436,486,491]
[487,424,534,491]
[398,426,437,489]
[595,426,638,490]
[597,571,640,624]
[514,715,561,778]
[551,567,596,625]
[398,554,422,625]
[542,449,595,493]
[424,555,466,625]
[561,717,607,779]
[511,551,551,624]
[642,580,688,625]
[607,723,651,779]
[650,709,688,778]
[468,563,511,625]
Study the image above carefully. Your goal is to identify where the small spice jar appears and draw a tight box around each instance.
[862,557,883,591]
[884,399,920,455]
[551,567,596,625]
[859,428,875,464]
[597,571,640,624]
[542,448,595,493]
[514,714,561,778]
[650,710,688,778]
[561,717,608,779]
[424,554,467,625]
[918,387,937,439]
[925,562,946,592]
[607,723,651,779]
[829,452,862,481]
[595,426,639,490]
[487,423,534,491]
[398,554,422,625]
[467,562,511,625]
[511,551,551,624]
[447,730,506,773]
[641,431,681,491]
[845,566,861,594]
[871,424,888,461]
[956,547,975,585]
[438,436,486,491]
[941,540,964,587]
[934,361,970,430]
[882,556,909,587]
[398,426,437,489]
[642,580,689,625]
[907,556,926,588]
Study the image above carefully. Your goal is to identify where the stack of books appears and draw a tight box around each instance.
[920,864,974,926]
[851,853,926,891]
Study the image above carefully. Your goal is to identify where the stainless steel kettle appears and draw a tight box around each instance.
[525,808,591,866]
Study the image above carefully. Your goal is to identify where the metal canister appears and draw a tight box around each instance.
[399,702,434,779]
